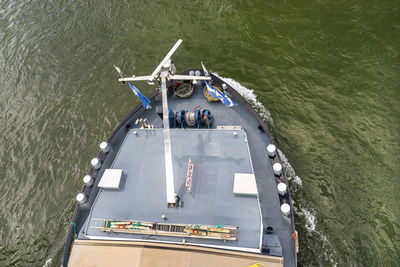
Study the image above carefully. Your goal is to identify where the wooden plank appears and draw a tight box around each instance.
[69,240,284,267]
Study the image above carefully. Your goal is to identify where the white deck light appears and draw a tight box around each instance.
[100,142,110,153]
[277,182,287,196]
[91,158,101,169]
[83,175,94,186]
[273,163,282,176]
[281,203,290,216]
[267,144,276,157]
[76,193,87,205]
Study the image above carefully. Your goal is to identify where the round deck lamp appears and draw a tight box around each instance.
[281,203,290,216]
[267,144,276,157]
[91,158,101,169]
[273,163,282,176]
[83,175,94,187]
[100,142,110,153]
[76,193,87,205]
[277,182,287,196]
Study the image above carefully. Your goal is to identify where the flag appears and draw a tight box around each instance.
[186,158,194,192]
[205,82,237,108]
[128,82,152,109]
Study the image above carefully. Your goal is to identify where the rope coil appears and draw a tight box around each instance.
[174,83,194,98]
[186,112,195,126]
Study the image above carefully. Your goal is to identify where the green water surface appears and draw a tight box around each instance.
[0,0,399,266]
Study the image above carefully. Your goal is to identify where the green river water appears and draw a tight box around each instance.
[0,0,399,266]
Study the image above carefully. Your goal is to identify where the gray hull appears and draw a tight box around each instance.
[63,71,297,266]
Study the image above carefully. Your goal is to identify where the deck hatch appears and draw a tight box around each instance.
[84,129,262,250]
[233,173,258,196]
[98,169,123,189]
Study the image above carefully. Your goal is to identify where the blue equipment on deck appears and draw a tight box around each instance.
[176,110,186,128]
[201,109,214,128]
[194,109,201,128]
[168,108,176,128]
[167,108,214,129]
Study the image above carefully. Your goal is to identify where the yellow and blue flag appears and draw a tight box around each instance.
[205,82,237,108]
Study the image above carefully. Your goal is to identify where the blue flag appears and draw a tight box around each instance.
[128,82,152,109]
[205,82,237,108]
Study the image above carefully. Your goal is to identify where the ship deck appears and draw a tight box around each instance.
[69,73,296,267]
[84,128,262,250]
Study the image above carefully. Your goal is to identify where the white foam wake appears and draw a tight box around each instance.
[213,73,316,228]
[279,151,337,265]
[212,73,274,125]
[43,258,52,267]
[277,149,303,186]
[214,74,338,264]
[278,149,317,234]
[213,73,314,229]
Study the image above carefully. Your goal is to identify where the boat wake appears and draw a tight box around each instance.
[42,258,52,267]
[278,139,338,266]
[214,74,338,266]
[212,73,274,125]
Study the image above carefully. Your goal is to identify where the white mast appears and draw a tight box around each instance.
[116,40,211,206]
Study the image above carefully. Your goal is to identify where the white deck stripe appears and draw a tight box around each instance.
[161,76,175,204]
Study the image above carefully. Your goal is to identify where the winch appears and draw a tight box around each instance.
[167,108,214,128]
[201,109,214,128]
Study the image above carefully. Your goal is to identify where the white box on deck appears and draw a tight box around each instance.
[233,173,258,196]
[98,169,123,189]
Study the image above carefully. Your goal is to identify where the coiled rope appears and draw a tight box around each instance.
[186,112,195,126]
[174,83,194,98]
[186,106,201,127]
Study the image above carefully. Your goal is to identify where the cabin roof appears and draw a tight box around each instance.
[68,240,283,267]
[83,128,262,251]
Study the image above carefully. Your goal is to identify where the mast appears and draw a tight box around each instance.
[116,40,211,206]
[160,72,175,205]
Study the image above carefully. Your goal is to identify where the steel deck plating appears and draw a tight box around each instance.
[64,72,297,267]
[83,128,262,251]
